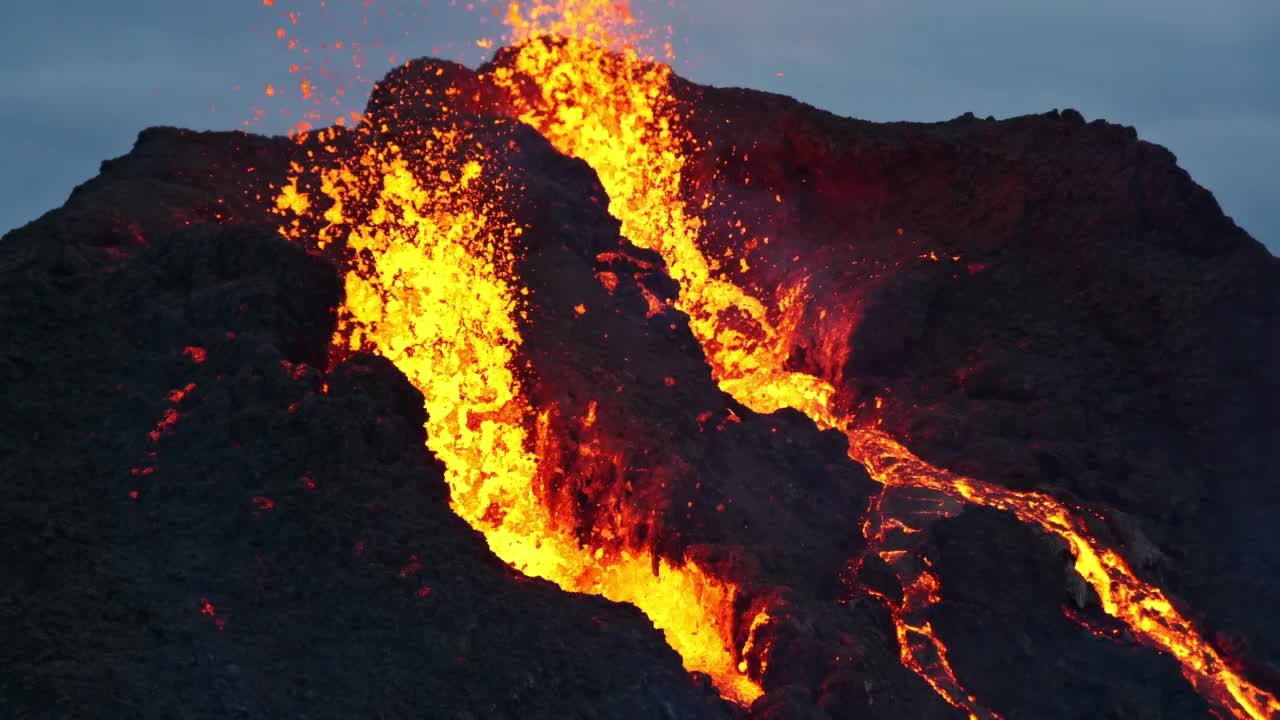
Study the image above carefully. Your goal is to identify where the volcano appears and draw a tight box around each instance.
[3,5,1279,720]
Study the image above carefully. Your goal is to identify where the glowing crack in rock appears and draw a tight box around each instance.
[274,108,761,703]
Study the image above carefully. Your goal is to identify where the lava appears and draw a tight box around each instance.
[479,2,1279,719]
[262,1,1280,717]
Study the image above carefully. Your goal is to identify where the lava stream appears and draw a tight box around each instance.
[486,3,1280,718]
[263,0,1280,715]
[854,429,1280,720]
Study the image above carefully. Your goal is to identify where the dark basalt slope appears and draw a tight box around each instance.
[2,53,1276,720]
[673,82,1280,684]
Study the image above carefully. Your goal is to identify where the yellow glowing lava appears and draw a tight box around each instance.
[493,2,841,427]
[262,1,1280,715]
[274,120,760,702]
[485,3,1280,718]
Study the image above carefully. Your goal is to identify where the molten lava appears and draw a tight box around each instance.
[267,1,1279,718]
[477,3,1280,719]
[273,75,760,704]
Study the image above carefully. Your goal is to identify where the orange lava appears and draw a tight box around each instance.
[481,3,1279,719]
[855,429,1280,720]
[861,480,997,720]
[272,81,760,703]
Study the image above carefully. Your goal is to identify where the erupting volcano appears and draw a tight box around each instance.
[5,1,1280,719]
[268,2,1280,717]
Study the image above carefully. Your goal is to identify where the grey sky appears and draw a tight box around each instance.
[1,1,1275,254]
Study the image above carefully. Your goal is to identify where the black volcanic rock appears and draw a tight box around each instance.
[1,106,941,719]
[0,224,731,719]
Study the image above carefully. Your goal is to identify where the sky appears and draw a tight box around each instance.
[1,0,1276,254]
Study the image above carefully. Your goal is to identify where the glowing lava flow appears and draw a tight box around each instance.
[273,116,761,702]
[485,3,1280,719]
[859,481,994,719]
[854,430,1280,720]
[492,1,839,425]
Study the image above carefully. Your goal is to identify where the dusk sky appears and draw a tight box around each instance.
[2,0,1276,253]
